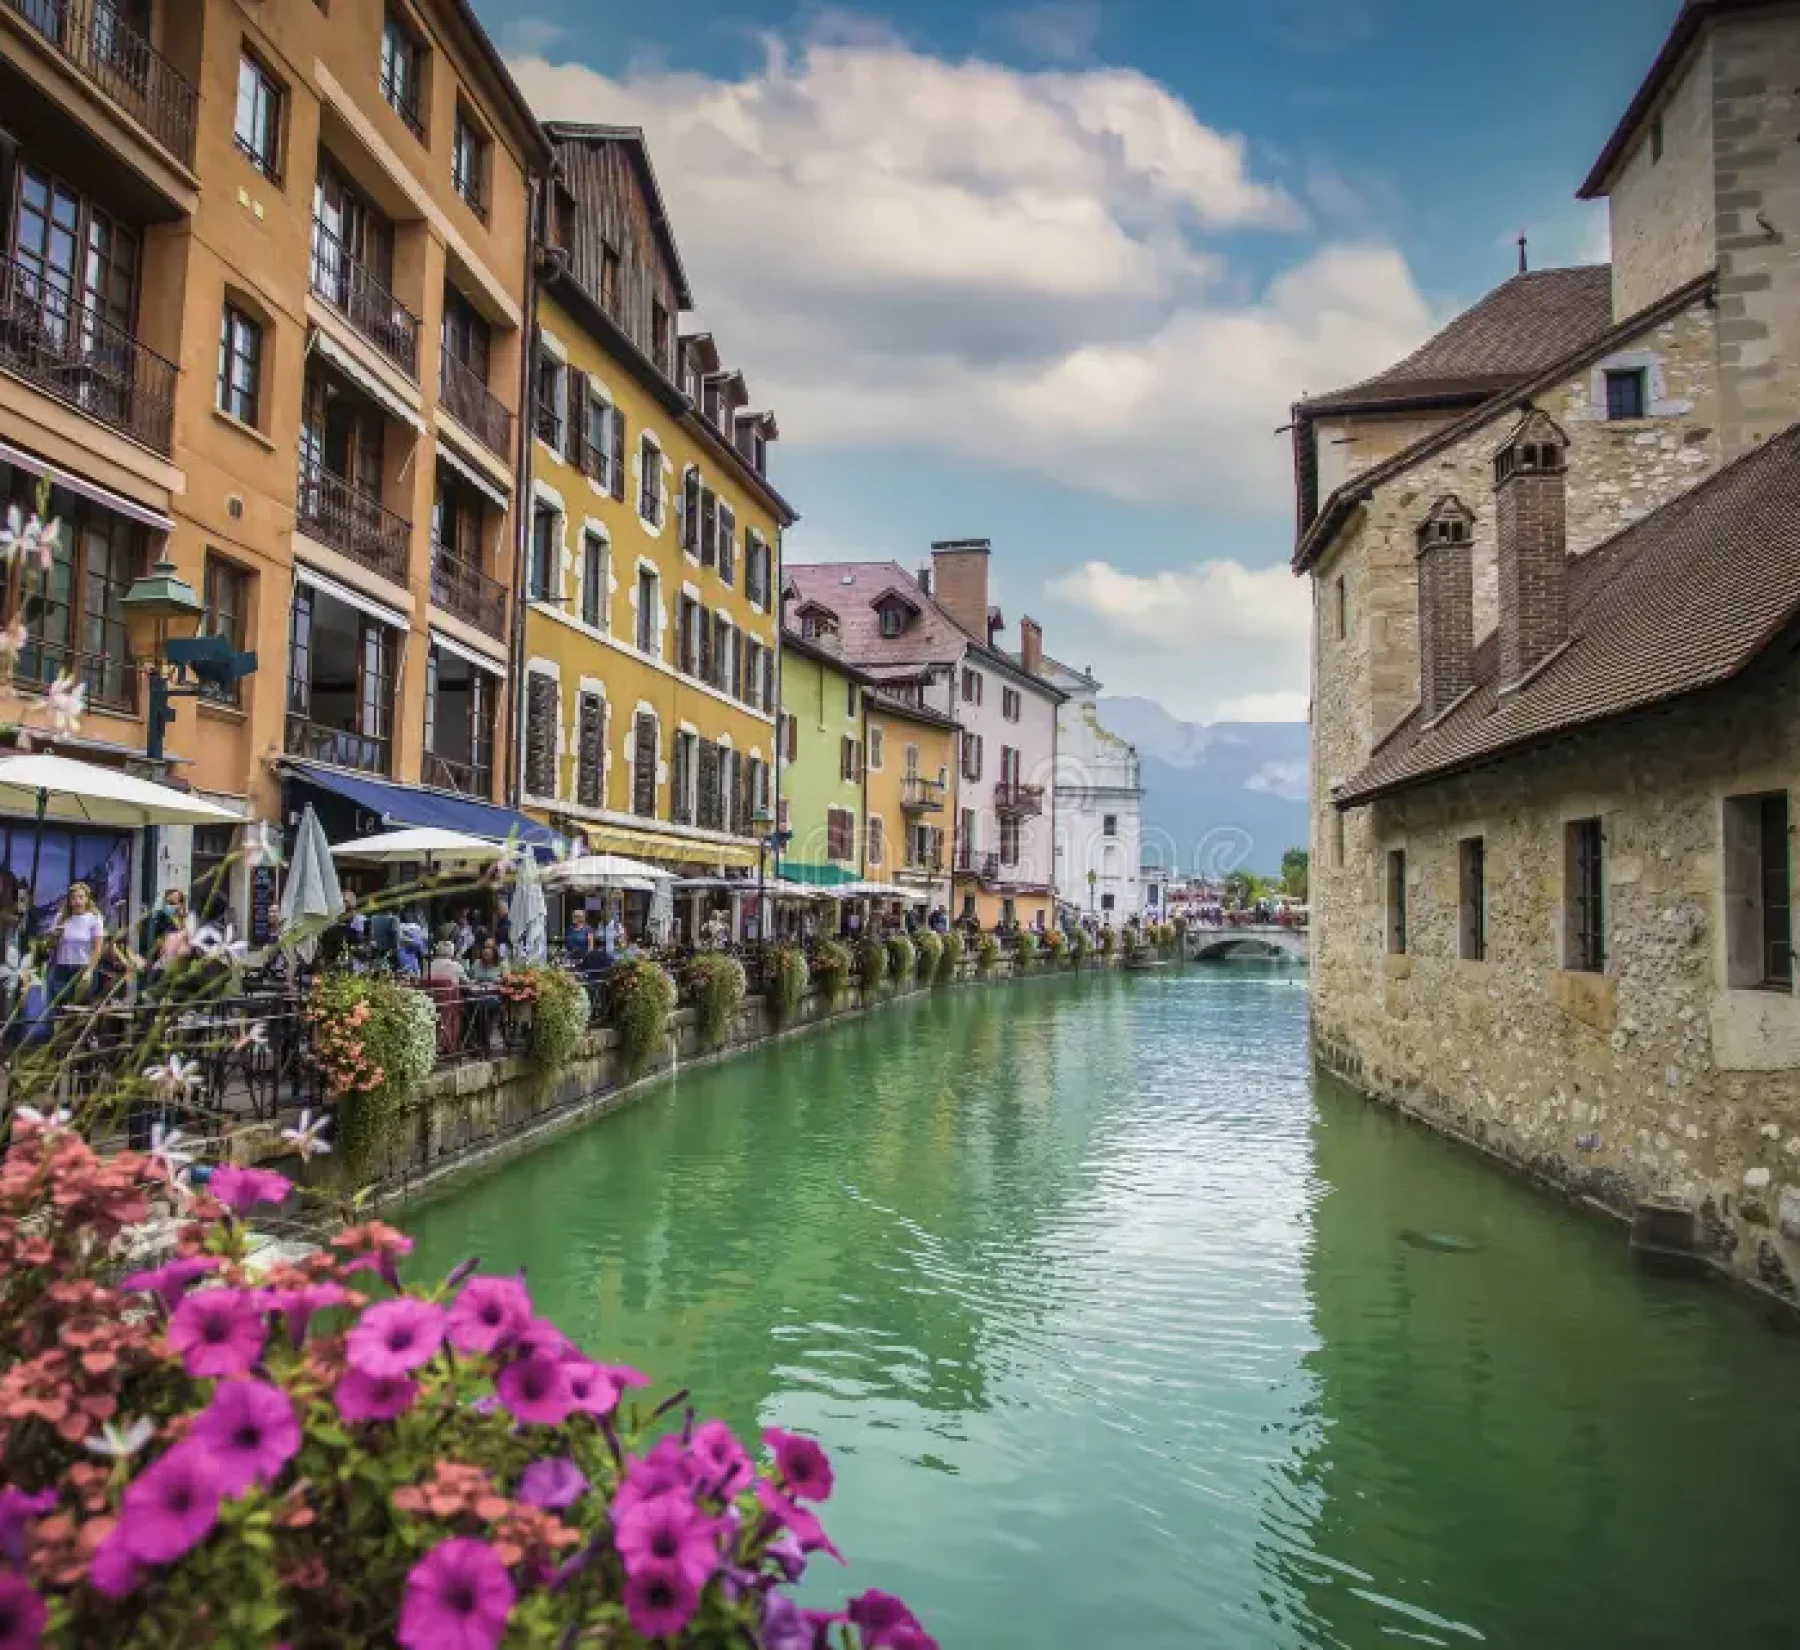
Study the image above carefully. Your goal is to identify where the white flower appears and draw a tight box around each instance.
[0,620,28,665]
[195,922,249,967]
[82,1417,155,1460]
[43,672,84,733]
[230,1018,268,1055]
[279,1108,332,1161]
[11,1104,71,1136]
[0,504,20,558]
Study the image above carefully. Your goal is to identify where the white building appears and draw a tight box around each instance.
[1044,659,1145,920]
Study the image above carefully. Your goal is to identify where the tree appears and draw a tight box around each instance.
[1282,847,1309,901]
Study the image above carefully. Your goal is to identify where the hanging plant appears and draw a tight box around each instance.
[976,932,1000,973]
[885,934,915,984]
[767,942,810,1025]
[936,929,964,984]
[687,952,747,1051]
[1044,928,1068,963]
[306,973,436,1183]
[1072,927,1093,967]
[1099,926,1118,957]
[811,938,853,1005]
[855,933,888,991]
[500,964,591,1090]
[913,930,942,984]
[1015,930,1039,968]
[609,955,678,1076]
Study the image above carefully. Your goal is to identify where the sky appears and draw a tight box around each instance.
[477,0,1683,722]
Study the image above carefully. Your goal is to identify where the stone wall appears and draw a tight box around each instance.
[1312,646,1800,1300]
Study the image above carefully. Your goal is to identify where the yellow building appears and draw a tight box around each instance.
[519,125,794,926]
[863,695,959,914]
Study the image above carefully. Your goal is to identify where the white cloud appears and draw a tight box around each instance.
[507,32,1437,512]
[1244,756,1311,795]
[985,2,1103,63]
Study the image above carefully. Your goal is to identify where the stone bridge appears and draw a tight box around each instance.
[1184,925,1310,964]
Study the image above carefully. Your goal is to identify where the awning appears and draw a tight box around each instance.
[578,820,758,870]
[296,563,410,632]
[312,330,426,434]
[0,436,174,532]
[435,437,510,511]
[279,761,566,855]
[428,626,504,674]
[780,861,862,888]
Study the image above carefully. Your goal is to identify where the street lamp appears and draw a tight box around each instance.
[121,555,258,917]
[753,808,791,949]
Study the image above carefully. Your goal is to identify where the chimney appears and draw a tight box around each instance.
[1493,408,1570,691]
[1415,496,1476,720]
[1020,616,1043,678]
[929,538,991,639]
[916,564,932,597]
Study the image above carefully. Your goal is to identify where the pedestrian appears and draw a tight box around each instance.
[48,881,104,1005]
[148,887,187,961]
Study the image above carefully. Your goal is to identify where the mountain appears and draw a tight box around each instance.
[1099,698,1309,879]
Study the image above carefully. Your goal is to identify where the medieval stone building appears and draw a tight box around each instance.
[1295,0,1800,1294]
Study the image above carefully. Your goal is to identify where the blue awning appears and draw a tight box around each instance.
[279,762,567,858]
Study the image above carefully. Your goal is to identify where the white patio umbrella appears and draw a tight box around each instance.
[543,852,674,889]
[509,848,548,963]
[278,803,343,963]
[331,826,508,868]
[0,752,242,827]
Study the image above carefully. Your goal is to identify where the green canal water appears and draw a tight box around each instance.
[407,967,1800,1648]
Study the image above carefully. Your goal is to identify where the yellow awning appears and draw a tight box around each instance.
[577,821,759,870]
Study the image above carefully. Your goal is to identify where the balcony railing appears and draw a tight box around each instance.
[0,251,176,453]
[901,776,946,813]
[295,463,410,585]
[533,397,562,450]
[429,539,508,640]
[439,348,513,458]
[17,634,139,715]
[310,219,419,378]
[995,781,1045,818]
[423,749,493,799]
[284,712,390,777]
[5,0,199,166]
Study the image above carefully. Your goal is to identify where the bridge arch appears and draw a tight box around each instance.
[1183,926,1309,964]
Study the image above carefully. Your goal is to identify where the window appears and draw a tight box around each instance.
[652,302,671,374]
[190,826,237,928]
[380,9,426,138]
[632,712,657,817]
[672,731,697,824]
[783,712,797,764]
[523,673,557,797]
[452,107,489,217]
[1100,893,1116,913]
[1386,849,1407,955]
[1725,792,1794,992]
[1002,686,1021,722]
[1335,576,1349,642]
[216,304,262,426]
[1103,814,1117,837]
[827,807,855,863]
[583,391,613,490]
[879,602,905,638]
[962,733,983,782]
[845,679,858,719]
[868,814,884,867]
[1604,368,1647,421]
[1459,836,1486,962]
[534,347,563,448]
[680,468,700,553]
[200,556,249,704]
[528,506,557,602]
[1565,818,1606,974]
[868,727,884,771]
[639,437,662,525]
[600,244,621,317]
[962,667,982,705]
[1000,815,1020,867]
[1651,113,1664,165]
[551,186,575,253]
[233,52,283,180]
[424,644,496,798]
[636,568,659,655]
[717,504,736,586]
[581,531,607,629]
[960,807,977,857]
[840,736,860,782]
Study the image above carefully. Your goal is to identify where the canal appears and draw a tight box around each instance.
[407,967,1800,1648]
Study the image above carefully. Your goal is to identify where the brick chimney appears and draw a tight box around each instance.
[1019,616,1044,678]
[1415,496,1476,720]
[929,539,991,640]
[1493,408,1570,691]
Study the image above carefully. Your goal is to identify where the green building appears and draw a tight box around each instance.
[778,615,870,887]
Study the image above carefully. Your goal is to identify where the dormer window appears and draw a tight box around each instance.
[1494,441,1565,484]
[879,603,906,638]
[1417,496,1474,551]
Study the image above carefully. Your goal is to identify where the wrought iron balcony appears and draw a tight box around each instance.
[994,781,1044,818]
[0,251,176,453]
[5,0,198,166]
[283,713,390,777]
[295,463,410,586]
[429,538,508,641]
[439,348,513,458]
[423,749,493,799]
[310,218,420,378]
[901,775,946,813]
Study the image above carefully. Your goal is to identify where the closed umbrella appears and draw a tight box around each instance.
[509,849,547,963]
[278,804,343,963]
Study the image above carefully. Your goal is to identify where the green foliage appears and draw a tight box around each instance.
[1099,926,1118,957]
[885,934,915,983]
[767,942,809,1025]
[913,930,942,983]
[1283,846,1310,900]
[936,928,964,983]
[855,933,889,991]
[307,973,436,1182]
[687,952,747,1051]
[976,932,1001,973]
[811,938,853,1004]
[1071,927,1092,965]
[504,964,591,1087]
[608,955,677,1076]
[1043,928,1068,962]
[1015,930,1039,968]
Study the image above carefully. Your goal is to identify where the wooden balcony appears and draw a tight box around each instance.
[439,348,513,459]
[901,775,946,813]
[310,219,420,378]
[995,781,1044,819]
[4,0,198,166]
[295,463,410,586]
[0,250,176,453]
[429,539,508,641]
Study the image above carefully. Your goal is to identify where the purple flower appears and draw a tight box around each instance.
[495,1355,574,1426]
[766,1427,835,1503]
[191,1379,300,1496]
[596,1361,650,1393]
[168,1288,267,1378]
[615,1493,720,1588]
[622,1560,700,1640]
[849,1590,924,1646]
[690,1419,754,1499]
[86,1530,142,1599]
[207,1164,292,1215]
[765,1528,807,1583]
[117,1445,223,1564]
[0,1572,45,1650]
[0,1487,55,1568]
[510,1318,571,1363]
[398,1538,515,1650]
[614,1437,696,1519]
[118,1255,220,1314]
[335,1367,419,1422]
[562,1361,622,1418]
[346,1299,446,1379]
[446,1276,531,1355]
[762,1590,812,1650]
[516,1458,587,1511]
[754,1482,843,1564]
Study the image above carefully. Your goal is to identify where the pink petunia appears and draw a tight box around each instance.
[264,1282,349,1350]
[754,1481,843,1564]
[690,1420,754,1499]
[345,1299,446,1379]
[516,1458,587,1511]
[495,1355,574,1426]
[622,1559,701,1641]
[206,1164,292,1215]
[168,1288,267,1378]
[335,1367,419,1422]
[561,1360,623,1418]
[117,1445,223,1564]
[765,1427,835,1503]
[397,1538,514,1650]
[445,1276,531,1355]
[614,1493,721,1589]
[190,1379,300,1496]
[118,1255,221,1314]
[87,1529,143,1599]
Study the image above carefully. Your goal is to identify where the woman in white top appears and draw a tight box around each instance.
[49,881,105,1004]
[426,940,467,986]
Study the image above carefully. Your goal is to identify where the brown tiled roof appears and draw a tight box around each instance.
[1297,267,1615,415]
[1578,0,1787,200]
[1335,421,1800,806]
[1292,270,1716,572]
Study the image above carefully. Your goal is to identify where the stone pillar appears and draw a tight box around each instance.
[1415,497,1475,720]
[1494,409,1570,693]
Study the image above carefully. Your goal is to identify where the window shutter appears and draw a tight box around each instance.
[576,693,603,807]
[700,490,717,568]
[785,714,797,764]
[565,369,586,463]
[698,608,714,684]
[733,634,745,702]
[611,405,627,501]
[762,649,774,713]
[719,509,735,585]
[633,712,657,816]
[526,674,557,796]
[681,468,700,551]
[698,741,720,830]
[672,736,691,824]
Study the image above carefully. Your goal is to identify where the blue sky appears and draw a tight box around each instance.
[480,0,1680,719]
